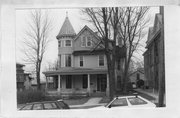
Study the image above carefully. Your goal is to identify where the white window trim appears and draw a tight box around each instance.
[64,54,72,67]
[64,40,72,47]
[98,55,105,67]
[86,36,92,47]
[81,37,86,47]
[79,56,84,67]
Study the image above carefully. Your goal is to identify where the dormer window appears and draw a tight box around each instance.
[65,40,71,47]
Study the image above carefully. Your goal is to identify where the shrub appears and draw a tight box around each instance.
[17,90,45,104]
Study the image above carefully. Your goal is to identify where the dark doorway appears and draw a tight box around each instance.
[97,74,107,92]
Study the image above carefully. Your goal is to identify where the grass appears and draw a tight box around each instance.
[64,97,90,105]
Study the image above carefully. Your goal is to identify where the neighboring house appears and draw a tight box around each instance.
[129,68,146,87]
[16,63,32,91]
[43,15,125,97]
[143,12,164,91]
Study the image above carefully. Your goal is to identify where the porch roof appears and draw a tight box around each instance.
[43,67,108,76]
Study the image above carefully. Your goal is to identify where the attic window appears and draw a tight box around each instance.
[87,37,92,47]
[81,37,86,47]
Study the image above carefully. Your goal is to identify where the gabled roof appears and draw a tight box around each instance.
[146,13,162,47]
[56,16,76,39]
[74,25,100,41]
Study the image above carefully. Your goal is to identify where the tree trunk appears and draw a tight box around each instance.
[106,53,116,100]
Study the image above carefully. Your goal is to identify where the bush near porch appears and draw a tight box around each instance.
[17,90,46,104]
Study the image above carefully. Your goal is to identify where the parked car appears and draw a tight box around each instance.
[19,99,70,110]
[90,94,156,109]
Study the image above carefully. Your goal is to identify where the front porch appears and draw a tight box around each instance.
[43,68,109,97]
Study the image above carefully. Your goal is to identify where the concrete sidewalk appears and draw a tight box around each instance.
[70,97,105,109]
[134,88,158,103]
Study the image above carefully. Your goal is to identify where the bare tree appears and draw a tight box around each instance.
[117,7,149,93]
[82,7,150,98]
[82,8,121,100]
[22,9,52,90]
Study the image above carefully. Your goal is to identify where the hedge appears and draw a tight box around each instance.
[17,90,45,104]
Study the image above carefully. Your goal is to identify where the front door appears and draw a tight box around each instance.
[97,74,107,92]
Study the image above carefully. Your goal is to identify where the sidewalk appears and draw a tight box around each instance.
[70,97,105,109]
[134,88,158,103]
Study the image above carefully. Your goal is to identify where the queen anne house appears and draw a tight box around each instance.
[43,15,125,97]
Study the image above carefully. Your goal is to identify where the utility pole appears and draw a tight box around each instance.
[158,6,165,107]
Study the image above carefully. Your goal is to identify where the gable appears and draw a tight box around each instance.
[73,25,102,51]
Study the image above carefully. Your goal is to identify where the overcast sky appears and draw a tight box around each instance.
[15,7,159,77]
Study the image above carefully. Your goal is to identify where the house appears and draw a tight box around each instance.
[16,63,32,91]
[143,11,164,91]
[129,68,146,88]
[43,15,125,97]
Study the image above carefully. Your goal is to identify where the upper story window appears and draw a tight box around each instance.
[81,36,92,47]
[65,40,71,47]
[87,37,92,47]
[79,56,84,67]
[98,55,104,66]
[65,54,71,67]
[58,40,62,47]
[81,37,86,47]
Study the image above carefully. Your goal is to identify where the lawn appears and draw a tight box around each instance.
[64,97,90,105]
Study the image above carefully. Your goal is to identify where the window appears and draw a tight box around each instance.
[44,102,58,110]
[65,40,71,47]
[21,104,33,110]
[86,37,92,47]
[110,98,128,107]
[81,37,86,47]
[82,75,88,88]
[58,40,61,47]
[32,104,43,110]
[65,54,71,67]
[99,55,104,66]
[66,75,72,89]
[57,101,69,109]
[79,56,83,67]
[128,97,147,105]
[59,55,61,68]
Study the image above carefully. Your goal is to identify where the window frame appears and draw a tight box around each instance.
[79,56,84,67]
[81,36,86,47]
[86,36,92,47]
[65,54,71,67]
[98,55,105,66]
[65,40,72,47]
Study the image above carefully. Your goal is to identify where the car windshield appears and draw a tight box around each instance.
[128,97,147,105]
[105,98,128,107]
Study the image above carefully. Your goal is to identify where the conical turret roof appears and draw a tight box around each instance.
[56,16,76,39]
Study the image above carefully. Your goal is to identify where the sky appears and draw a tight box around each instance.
[15,7,159,79]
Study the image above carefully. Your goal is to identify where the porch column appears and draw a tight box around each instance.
[106,73,110,97]
[87,74,91,96]
[58,74,61,92]
[45,76,48,91]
